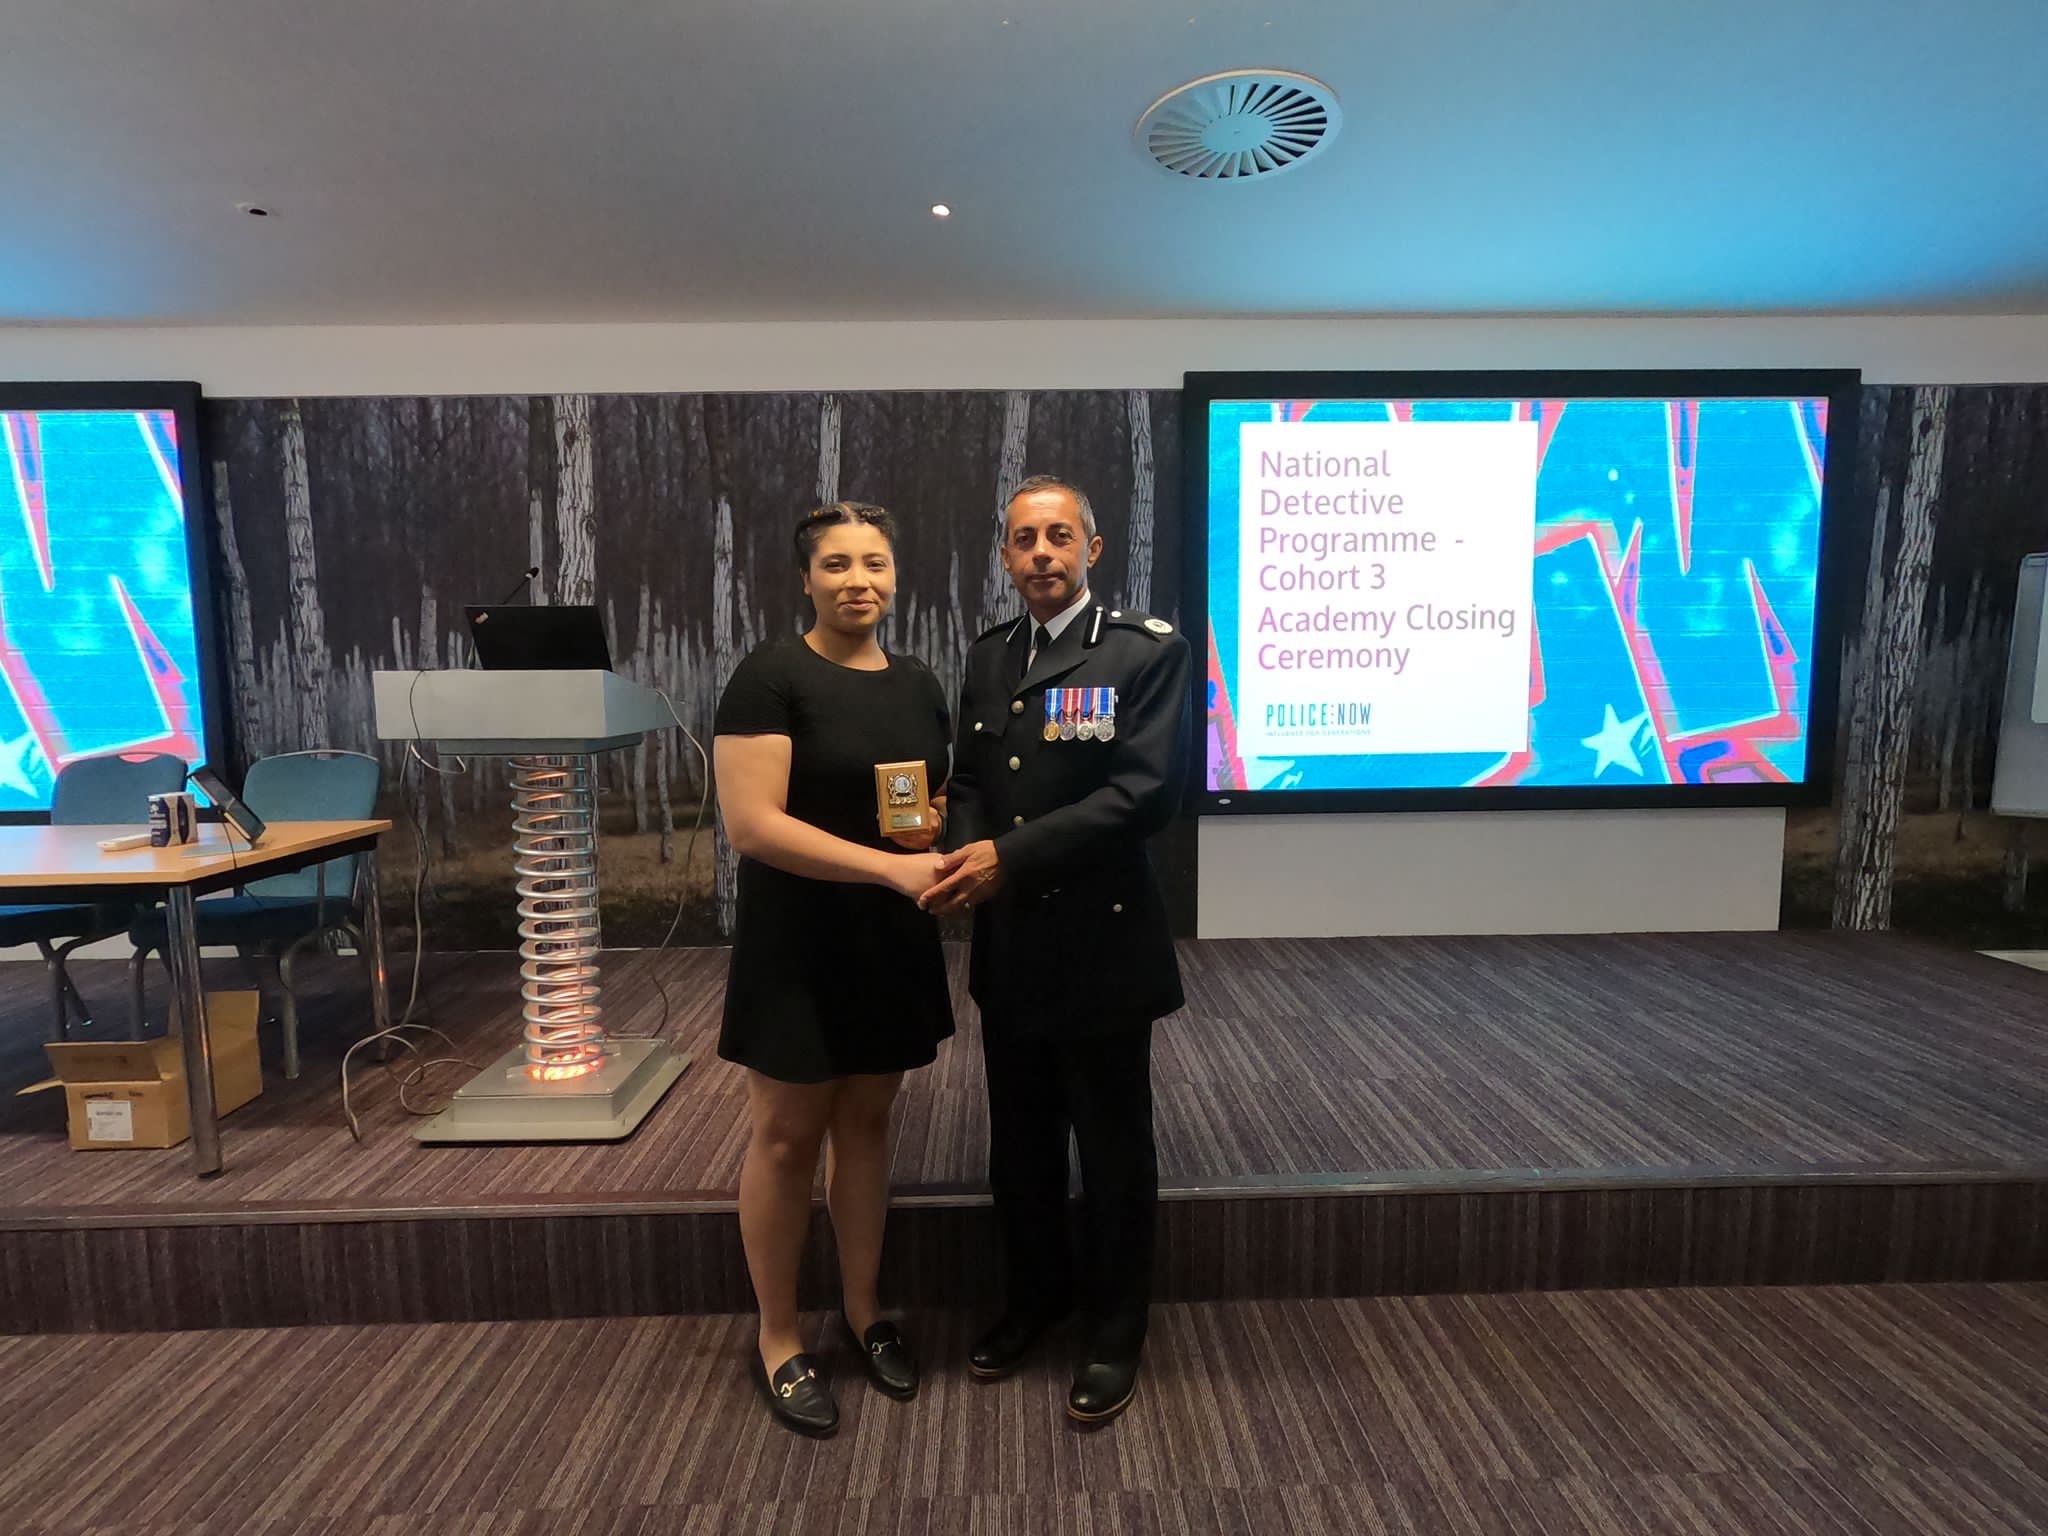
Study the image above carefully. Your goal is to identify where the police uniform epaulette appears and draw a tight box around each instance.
[1100,608,1174,638]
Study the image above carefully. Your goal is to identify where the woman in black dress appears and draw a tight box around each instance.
[713,501,953,1437]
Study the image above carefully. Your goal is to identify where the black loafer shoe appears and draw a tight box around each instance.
[969,1311,1063,1380]
[1067,1356,1140,1423]
[755,1350,837,1437]
[847,1316,918,1400]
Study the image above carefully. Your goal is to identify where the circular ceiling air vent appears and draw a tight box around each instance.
[1136,69,1340,182]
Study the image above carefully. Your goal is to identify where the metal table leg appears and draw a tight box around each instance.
[361,848,391,1037]
[166,886,222,1176]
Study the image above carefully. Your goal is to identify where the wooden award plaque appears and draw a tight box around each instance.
[874,760,932,834]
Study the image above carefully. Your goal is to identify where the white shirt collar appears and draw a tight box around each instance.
[1033,585,1095,646]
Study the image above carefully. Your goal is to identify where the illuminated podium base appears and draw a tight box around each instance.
[413,1038,691,1144]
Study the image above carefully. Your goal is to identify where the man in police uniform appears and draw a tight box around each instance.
[922,474,1190,1424]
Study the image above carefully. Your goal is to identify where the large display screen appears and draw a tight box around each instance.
[1186,370,1858,812]
[0,384,219,816]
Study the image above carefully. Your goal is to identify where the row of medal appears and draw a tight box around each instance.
[1043,686,1118,742]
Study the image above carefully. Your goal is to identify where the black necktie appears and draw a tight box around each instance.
[1032,625,1053,667]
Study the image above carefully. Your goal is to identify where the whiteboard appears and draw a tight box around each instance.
[1992,554,2048,818]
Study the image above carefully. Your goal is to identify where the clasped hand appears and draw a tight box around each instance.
[883,838,1004,914]
[918,841,1003,915]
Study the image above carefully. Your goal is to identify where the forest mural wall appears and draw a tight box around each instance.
[1798,383,2048,946]
[204,390,1184,948]
[201,384,2048,952]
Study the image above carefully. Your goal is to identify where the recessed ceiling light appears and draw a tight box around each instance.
[236,202,272,218]
[930,203,952,219]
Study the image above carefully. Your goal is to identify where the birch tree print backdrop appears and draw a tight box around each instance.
[204,383,2048,952]
[204,391,1182,949]
[1798,383,2048,945]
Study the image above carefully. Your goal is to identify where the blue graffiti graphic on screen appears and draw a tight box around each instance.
[0,410,207,811]
[1205,396,1825,792]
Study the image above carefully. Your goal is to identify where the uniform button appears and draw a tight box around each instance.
[973,722,983,732]
[1012,815,1024,827]
[1111,610,1122,618]
[1113,903,1124,913]
[1010,700,1023,715]
[1008,756,1021,771]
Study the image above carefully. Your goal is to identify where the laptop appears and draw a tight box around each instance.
[188,764,268,848]
[464,604,615,671]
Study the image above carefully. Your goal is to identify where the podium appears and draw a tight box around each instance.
[373,669,690,1142]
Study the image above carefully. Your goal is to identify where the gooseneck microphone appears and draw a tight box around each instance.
[497,566,541,605]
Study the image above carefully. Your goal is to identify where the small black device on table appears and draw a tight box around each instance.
[188,764,268,848]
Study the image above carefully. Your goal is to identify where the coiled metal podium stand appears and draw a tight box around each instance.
[373,668,690,1142]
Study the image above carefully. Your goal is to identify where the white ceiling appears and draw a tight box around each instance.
[3,0,2045,324]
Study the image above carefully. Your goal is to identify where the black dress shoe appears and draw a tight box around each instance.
[845,1316,918,1400]
[1067,1355,1140,1423]
[968,1310,1062,1379]
[754,1350,837,1437]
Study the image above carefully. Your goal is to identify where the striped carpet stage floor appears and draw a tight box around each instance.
[2,931,2044,1213]
[1,934,2043,1331]
[3,1284,2045,1535]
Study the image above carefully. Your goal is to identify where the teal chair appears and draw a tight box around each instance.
[0,752,188,1039]
[128,749,382,1077]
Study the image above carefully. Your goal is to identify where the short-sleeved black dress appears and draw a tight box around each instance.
[715,634,955,1083]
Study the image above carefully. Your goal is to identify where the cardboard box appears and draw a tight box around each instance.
[26,992,264,1150]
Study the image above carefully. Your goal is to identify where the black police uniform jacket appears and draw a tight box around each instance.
[946,599,1192,1032]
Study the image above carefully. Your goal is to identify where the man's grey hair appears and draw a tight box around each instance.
[1006,474,1097,540]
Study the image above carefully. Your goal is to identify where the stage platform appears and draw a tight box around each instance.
[2,933,2044,1332]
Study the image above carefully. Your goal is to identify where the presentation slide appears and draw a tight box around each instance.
[1205,395,1832,797]
[0,408,211,812]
